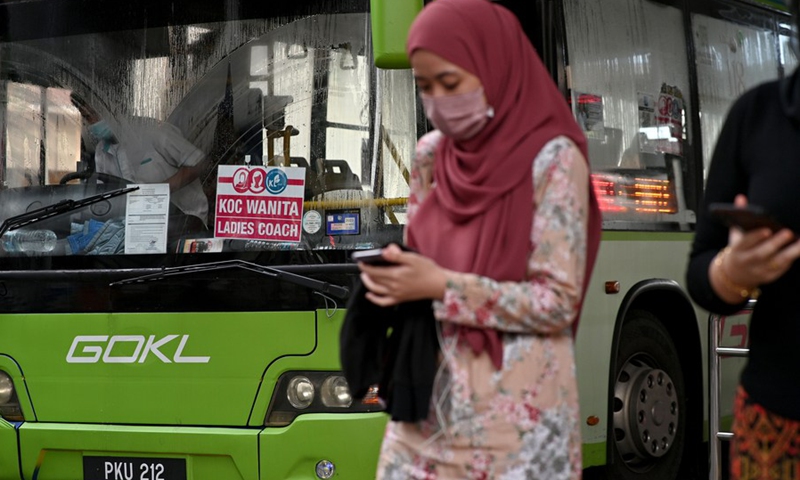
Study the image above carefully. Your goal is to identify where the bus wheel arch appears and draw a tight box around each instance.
[604,282,703,480]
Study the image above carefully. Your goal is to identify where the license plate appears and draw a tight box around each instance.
[83,456,186,480]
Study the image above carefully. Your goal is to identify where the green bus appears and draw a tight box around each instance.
[0,0,793,479]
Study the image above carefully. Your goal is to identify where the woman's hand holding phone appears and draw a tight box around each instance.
[354,244,449,306]
[710,195,800,302]
[351,248,395,266]
[709,202,784,232]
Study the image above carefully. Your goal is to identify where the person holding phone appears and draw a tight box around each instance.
[354,0,602,477]
[686,3,800,475]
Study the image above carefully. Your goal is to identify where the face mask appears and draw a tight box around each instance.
[421,87,493,141]
[88,120,115,142]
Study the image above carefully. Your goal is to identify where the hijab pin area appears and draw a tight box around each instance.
[487,106,495,118]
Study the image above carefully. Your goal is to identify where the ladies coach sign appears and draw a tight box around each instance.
[214,165,306,242]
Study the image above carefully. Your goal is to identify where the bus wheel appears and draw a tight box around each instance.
[607,310,686,480]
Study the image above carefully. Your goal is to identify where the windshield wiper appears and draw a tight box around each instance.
[0,186,139,237]
[109,259,350,299]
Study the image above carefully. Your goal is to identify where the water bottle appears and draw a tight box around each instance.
[2,229,57,253]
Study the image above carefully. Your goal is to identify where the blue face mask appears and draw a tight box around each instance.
[88,120,115,142]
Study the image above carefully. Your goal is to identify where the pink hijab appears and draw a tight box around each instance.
[405,0,602,369]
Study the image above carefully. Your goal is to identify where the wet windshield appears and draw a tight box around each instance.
[0,0,418,259]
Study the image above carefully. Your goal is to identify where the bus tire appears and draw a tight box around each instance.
[606,310,686,480]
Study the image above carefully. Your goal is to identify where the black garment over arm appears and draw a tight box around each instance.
[339,279,439,423]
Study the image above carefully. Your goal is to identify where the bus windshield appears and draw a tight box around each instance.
[0,0,417,260]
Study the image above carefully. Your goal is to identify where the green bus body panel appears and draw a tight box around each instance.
[259,413,387,479]
[576,236,693,446]
[6,308,391,479]
[0,311,315,425]
[12,413,388,480]
[370,0,423,69]
[250,309,345,425]
[576,232,746,466]
[577,235,697,445]
[601,230,694,242]
[18,423,258,480]
[582,442,605,469]
[0,419,18,480]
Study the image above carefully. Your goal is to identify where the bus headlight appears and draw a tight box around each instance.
[0,372,13,405]
[0,371,23,421]
[265,371,383,426]
[321,375,352,408]
[287,376,315,409]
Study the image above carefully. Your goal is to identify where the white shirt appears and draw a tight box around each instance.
[95,121,208,224]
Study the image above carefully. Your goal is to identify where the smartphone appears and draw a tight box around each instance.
[709,203,784,232]
[351,248,395,266]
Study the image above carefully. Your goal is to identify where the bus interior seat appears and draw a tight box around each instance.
[288,157,309,168]
[286,157,322,200]
[317,159,362,193]
[310,160,382,238]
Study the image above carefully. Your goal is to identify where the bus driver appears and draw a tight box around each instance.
[72,94,210,230]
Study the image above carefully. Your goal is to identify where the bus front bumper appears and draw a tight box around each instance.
[11,413,387,480]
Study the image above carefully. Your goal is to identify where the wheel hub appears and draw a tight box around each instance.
[613,358,679,467]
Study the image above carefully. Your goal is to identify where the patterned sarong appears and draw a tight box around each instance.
[730,386,800,480]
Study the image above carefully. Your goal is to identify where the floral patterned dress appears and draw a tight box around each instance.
[376,131,589,480]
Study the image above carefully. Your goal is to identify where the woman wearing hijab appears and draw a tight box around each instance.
[355,0,602,477]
